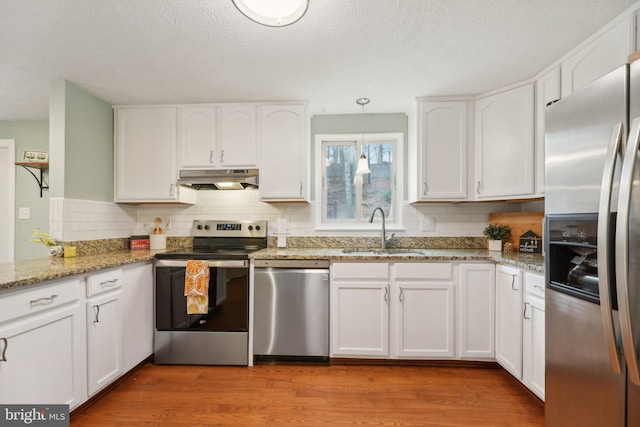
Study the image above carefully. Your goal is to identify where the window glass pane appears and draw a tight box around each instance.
[324,144,356,220]
[361,142,393,220]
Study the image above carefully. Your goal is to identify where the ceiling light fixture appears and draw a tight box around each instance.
[355,97,371,175]
[232,0,309,27]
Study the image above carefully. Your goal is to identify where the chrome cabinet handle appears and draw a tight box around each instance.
[616,117,640,385]
[423,182,428,196]
[220,149,225,164]
[93,305,101,323]
[299,182,303,196]
[510,275,518,291]
[0,338,7,363]
[384,286,389,302]
[523,302,530,320]
[169,183,175,196]
[399,287,405,303]
[476,181,482,195]
[30,294,58,306]
[598,122,624,375]
[99,279,119,288]
[209,150,214,163]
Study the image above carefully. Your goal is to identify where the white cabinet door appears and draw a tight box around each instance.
[535,67,561,197]
[115,107,195,203]
[523,271,545,401]
[458,263,495,360]
[258,104,309,201]
[121,262,153,372]
[220,104,257,168]
[561,16,633,97]
[474,83,534,199]
[414,101,468,201]
[495,265,523,379]
[179,106,219,168]
[330,262,389,357]
[0,279,85,409]
[393,262,455,358]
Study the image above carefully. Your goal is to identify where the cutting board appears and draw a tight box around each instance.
[488,212,544,251]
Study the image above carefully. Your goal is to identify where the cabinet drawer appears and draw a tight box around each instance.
[394,262,453,280]
[0,279,82,324]
[87,269,123,297]
[524,272,545,299]
[331,262,389,279]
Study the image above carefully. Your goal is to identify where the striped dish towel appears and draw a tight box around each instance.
[184,260,209,314]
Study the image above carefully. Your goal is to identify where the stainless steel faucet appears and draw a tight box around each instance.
[368,207,395,249]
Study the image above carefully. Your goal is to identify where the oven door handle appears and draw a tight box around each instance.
[155,259,248,268]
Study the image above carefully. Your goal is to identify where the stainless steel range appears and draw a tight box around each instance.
[154,220,267,365]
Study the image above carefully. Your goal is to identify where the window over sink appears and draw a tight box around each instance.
[315,133,403,230]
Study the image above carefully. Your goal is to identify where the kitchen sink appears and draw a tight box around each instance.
[341,248,425,256]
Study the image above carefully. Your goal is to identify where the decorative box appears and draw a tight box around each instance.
[519,230,542,253]
[130,235,150,250]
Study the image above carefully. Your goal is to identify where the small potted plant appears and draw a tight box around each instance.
[483,223,511,251]
[30,228,63,257]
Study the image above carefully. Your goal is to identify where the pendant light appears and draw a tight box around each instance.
[355,97,371,175]
[232,0,309,27]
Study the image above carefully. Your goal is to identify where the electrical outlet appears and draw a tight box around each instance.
[422,216,435,232]
[18,207,30,219]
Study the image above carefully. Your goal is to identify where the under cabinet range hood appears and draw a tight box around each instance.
[177,169,259,190]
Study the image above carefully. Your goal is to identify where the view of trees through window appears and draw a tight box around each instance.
[324,140,394,222]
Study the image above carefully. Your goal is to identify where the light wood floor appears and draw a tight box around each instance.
[71,362,544,426]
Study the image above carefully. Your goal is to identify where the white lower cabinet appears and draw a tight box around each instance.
[330,262,390,357]
[495,264,523,379]
[458,263,495,360]
[0,278,86,409]
[392,262,455,358]
[121,263,153,372]
[330,261,455,359]
[523,272,545,401]
[86,269,124,396]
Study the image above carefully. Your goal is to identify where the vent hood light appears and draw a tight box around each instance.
[214,181,243,190]
[232,0,309,27]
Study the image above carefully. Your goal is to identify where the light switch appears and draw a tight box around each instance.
[18,207,30,219]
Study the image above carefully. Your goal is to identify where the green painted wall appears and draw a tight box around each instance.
[0,120,51,260]
[311,113,408,200]
[50,80,113,201]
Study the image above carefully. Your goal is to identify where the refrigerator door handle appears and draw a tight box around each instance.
[616,116,640,385]
[598,121,623,374]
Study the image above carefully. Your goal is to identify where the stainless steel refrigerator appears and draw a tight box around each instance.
[545,62,640,427]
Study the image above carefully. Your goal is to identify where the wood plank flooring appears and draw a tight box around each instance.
[71,363,544,426]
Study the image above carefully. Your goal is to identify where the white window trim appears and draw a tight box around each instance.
[314,132,404,231]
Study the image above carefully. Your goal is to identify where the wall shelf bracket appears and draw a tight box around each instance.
[15,162,49,198]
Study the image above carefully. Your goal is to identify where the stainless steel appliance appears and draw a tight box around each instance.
[154,220,267,365]
[253,259,330,361]
[545,62,640,426]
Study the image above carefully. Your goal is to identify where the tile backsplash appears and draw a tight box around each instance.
[50,191,543,243]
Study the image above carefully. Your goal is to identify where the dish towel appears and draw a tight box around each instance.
[184,260,209,314]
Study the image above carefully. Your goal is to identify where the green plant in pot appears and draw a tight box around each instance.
[483,223,511,251]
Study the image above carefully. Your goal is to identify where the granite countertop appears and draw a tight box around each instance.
[250,248,545,273]
[0,250,160,293]
[0,246,545,294]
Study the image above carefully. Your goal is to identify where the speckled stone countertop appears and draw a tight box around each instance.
[0,250,160,294]
[250,248,545,273]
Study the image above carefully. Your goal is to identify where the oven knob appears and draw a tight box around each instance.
[196,224,203,230]
[255,225,261,231]
[204,225,210,230]
[248,225,254,231]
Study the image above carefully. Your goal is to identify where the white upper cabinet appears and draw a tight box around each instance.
[474,83,535,200]
[115,107,196,204]
[561,16,634,97]
[220,104,257,168]
[412,100,468,201]
[535,67,561,197]
[179,105,257,169]
[179,106,219,169]
[258,103,310,202]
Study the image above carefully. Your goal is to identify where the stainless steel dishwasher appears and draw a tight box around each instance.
[253,259,329,362]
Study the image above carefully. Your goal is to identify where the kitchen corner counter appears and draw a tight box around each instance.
[250,248,545,273]
[0,250,161,293]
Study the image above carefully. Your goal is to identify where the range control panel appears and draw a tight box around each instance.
[191,220,267,238]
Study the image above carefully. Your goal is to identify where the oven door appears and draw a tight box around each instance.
[155,259,249,332]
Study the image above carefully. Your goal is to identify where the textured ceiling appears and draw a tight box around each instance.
[0,0,637,120]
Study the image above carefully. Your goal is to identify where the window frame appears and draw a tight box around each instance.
[314,132,404,231]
